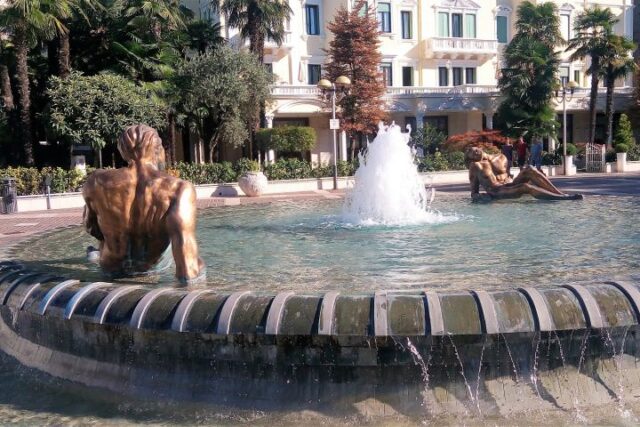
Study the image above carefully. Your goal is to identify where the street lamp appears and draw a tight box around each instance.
[556,79,578,175]
[317,76,351,190]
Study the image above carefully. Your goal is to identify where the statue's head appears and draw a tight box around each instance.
[464,146,483,167]
[118,125,166,170]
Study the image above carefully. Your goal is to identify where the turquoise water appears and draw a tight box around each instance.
[11,194,640,292]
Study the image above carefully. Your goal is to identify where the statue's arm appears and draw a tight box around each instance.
[82,178,104,241]
[167,182,204,284]
[469,167,481,197]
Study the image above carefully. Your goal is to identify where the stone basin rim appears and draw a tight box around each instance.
[0,260,638,339]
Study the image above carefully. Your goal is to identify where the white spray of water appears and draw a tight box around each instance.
[342,122,457,226]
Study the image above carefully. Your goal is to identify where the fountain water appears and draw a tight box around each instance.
[343,122,449,226]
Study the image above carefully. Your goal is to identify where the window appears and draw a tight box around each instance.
[438,12,449,37]
[378,3,391,33]
[465,14,476,38]
[559,66,570,85]
[305,5,320,35]
[380,63,392,86]
[402,66,413,86]
[465,67,476,84]
[438,67,448,86]
[308,64,321,85]
[496,16,508,43]
[574,70,580,86]
[452,13,463,38]
[560,14,570,41]
[423,116,449,136]
[357,1,368,17]
[452,67,463,86]
[401,11,412,39]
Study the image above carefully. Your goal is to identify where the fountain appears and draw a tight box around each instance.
[343,122,445,225]
[0,124,640,424]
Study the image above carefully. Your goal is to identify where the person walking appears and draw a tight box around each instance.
[530,136,543,172]
[515,136,528,171]
[501,140,514,177]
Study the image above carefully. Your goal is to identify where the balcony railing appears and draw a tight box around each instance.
[270,85,634,98]
[429,37,498,58]
[385,85,499,96]
[264,32,292,49]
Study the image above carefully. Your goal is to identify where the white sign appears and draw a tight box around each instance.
[329,119,340,130]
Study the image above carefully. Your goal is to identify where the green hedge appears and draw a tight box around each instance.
[2,153,470,196]
[417,151,466,172]
[256,126,316,152]
[0,167,90,196]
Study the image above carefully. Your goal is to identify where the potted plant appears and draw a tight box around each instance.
[237,160,268,197]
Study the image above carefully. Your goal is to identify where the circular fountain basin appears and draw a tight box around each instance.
[2,194,640,421]
[10,195,640,291]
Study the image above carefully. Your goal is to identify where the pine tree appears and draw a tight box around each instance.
[613,113,634,149]
[324,0,386,152]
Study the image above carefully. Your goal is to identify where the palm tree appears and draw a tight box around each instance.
[567,7,618,144]
[212,0,292,63]
[56,0,103,78]
[122,0,188,42]
[0,0,76,166]
[496,1,561,139]
[600,35,637,147]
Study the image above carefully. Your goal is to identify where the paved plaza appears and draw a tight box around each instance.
[1,172,639,252]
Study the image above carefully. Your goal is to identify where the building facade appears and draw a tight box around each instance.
[186,0,636,164]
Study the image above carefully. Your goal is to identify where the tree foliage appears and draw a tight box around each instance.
[496,1,561,139]
[567,7,618,144]
[170,46,273,162]
[443,130,513,153]
[323,0,386,137]
[46,72,167,152]
[211,0,291,63]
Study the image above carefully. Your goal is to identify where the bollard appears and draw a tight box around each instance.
[0,177,17,214]
[43,175,52,210]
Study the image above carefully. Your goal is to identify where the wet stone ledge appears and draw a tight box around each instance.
[1,260,640,412]
[0,261,638,341]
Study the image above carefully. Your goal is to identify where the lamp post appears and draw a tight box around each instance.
[556,79,578,175]
[317,76,351,190]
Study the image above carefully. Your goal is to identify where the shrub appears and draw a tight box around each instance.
[234,158,261,175]
[0,167,90,196]
[263,158,313,180]
[615,143,629,153]
[605,148,617,163]
[417,151,465,172]
[412,124,447,154]
[558,143,577,156]
[256,126,316,152]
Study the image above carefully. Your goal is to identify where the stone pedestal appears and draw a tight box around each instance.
[616,152,627,173]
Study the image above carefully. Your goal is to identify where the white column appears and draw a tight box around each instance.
[416,113,424,130]
[484,112,494,130]
[548,136,556,152]
[265,113,275,164]
[340,131,348,161]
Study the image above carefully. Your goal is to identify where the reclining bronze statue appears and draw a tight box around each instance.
[465,146,583,201]
[82,125,205,284]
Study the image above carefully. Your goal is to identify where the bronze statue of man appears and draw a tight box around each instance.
[465,146,583,201]
[83,125,205,284]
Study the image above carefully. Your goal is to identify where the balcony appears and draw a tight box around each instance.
[264,32,293,52]
[428,37,498,60]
